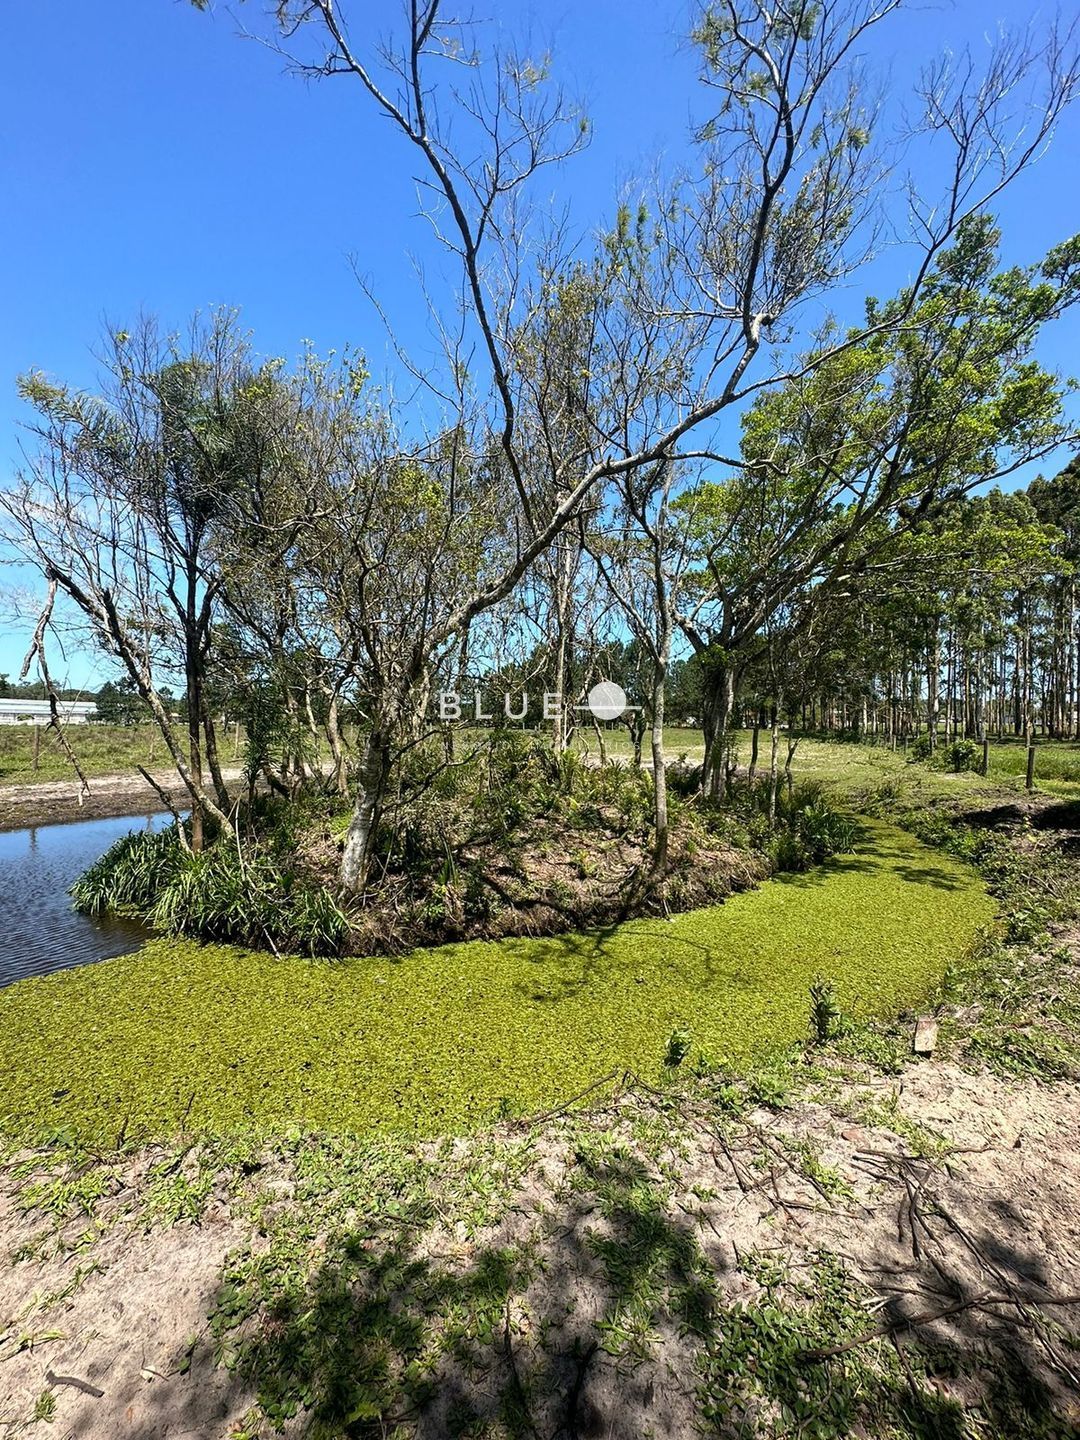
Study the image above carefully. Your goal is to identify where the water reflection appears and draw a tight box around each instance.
[0,812,171,988]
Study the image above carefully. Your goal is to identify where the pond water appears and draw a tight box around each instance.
[0,812,171,988]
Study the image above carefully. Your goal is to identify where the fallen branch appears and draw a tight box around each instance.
[514,1070,626,1129]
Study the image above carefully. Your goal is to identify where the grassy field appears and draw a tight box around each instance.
[982,735,1080,786]
[0,724,213,785]
[575,724,1080,798]
[6,715,1080,798]
[0,818,992,1144]
[793,732,1080,799]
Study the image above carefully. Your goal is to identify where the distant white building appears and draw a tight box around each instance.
[0,699,97,726]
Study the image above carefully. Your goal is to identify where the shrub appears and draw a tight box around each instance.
[245,785,348,857]
[150,851,347,956]
[767,830,814,873]
[943,738,981,773]
[790,797,858,863]
[760,785,858,873]
[908,732,933,762]
[904,810,1080,946]
[668,761,703,798]
[578,762,652,832]
[390,792,466,870]
[907,732,981,773]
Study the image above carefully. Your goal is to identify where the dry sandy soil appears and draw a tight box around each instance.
[1,1049,1078,1439]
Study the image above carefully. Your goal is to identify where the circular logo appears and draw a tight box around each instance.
[587,681,628,722]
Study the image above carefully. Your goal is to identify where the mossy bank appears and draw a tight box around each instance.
[0,819,994,1145]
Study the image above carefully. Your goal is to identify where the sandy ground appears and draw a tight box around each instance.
[0,769,245,833]
[1,1049,1078,1438]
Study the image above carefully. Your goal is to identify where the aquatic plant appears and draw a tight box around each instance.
[149,850,347,956]
[71,828,188,916]
[2,820,994,1145]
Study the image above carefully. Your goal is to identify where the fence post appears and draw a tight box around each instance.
[32,723,41,772]
[1026,743,1036,791]
[981,737,989,777]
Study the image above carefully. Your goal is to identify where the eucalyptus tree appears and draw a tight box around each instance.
[1028,458,1080,736]
[768,488,1062,745]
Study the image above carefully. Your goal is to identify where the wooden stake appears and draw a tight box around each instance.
[913,1017,938,1056]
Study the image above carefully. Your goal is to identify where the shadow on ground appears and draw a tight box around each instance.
[100,1121,1080,1440]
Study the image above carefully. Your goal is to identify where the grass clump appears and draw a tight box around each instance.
[72,827,346,957]
[71,828,188,915]
[0,820,993,1146]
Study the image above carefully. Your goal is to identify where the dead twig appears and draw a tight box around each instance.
[136,767,191,851]
[45,1368,104,1398]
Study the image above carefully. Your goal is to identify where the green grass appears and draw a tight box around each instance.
[983,735,1080,786]
[0,723,241,786]
[571,723,705,759]
[576,722,1080,798]
[0,819,993,1145]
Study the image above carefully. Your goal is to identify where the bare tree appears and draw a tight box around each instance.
[181,0,1076,884]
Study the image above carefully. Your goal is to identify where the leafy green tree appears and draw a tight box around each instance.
[676,218,1080,790]
[93,679,144,726]
[0,314,276,846]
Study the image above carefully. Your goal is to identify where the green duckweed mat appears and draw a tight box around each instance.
[0,819,994,1143]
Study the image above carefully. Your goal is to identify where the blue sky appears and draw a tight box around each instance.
[1,0,1079,686]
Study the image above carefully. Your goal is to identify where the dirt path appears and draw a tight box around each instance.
[0,768,246,832]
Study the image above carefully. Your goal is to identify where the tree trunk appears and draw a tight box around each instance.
[185,658,205,850]
[629,713,644,768]
[926,626,940,754]
[767,705,780,823]
[549,533,576,755]
[325,694,348,795]
[650,657,669,874]
[203,707,232,811]
[340,727,392,894]
[784,726,799,799]
[591,717,608,766]
[701,662,735,800]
